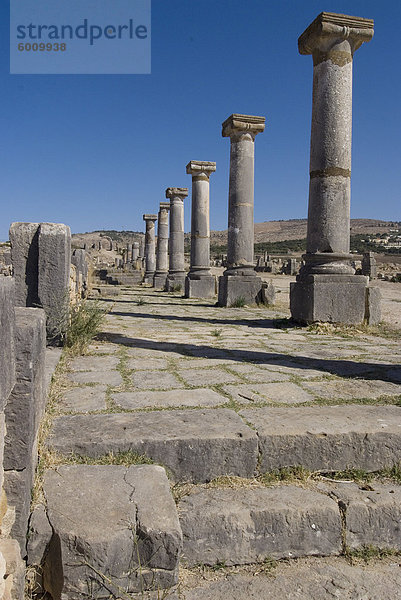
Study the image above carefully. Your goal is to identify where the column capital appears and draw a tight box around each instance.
[143,214,157,222]
[299,12,374,59]
[159,202,170,211]
[222,114,265,138]
[165,187,188,200]
[186,160,216,179]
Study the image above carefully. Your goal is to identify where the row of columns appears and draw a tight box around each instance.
[138,11,379,322]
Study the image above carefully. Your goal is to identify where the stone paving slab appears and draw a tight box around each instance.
[68,355,120,371]
[302,378,401,400]
[223,364,291,382]
[177,368,241,386]
[240,405,401,472]
[40,465,182,598]
[59,385,107,412]
[67,370,123,386]
[111,389,228,410]
[223,382,316,405]
[173,558,401,600]
[179,486,341,566]
[47,409,258,482]
[126,357,169,370]
[132,370,184,390]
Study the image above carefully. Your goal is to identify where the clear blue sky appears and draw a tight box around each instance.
[1,0,400,241]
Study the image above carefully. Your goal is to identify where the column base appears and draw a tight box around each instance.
[143,271,155,285]
[166,273,186,293]
[153,272,168,290]
[290,274,381,325]
[185,275,216,299]
[218,275,263,307]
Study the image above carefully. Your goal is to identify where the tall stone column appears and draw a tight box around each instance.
[185,161,216,298]
[218,114,266,307]
[154,202,170,289]
[143,215,157,284]
[126,243,133,264]
[165,187,188,292]
[290,12,380,324]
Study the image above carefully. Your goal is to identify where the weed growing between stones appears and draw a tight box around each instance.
[259,466,312,485]
[137,297,146,305]
[65,299,109,355]
[344,544,401,565]
[230,296,246,308]
[211,329,222,337]
[170,284,182,293]
[307,321,401,340]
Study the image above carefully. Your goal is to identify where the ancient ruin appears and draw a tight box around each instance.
[154,202,170,290]
[290,12,380,324]
[143,214,157,284]
[185,161,216,299]
[165,187,188,292]
[218,114,265,307]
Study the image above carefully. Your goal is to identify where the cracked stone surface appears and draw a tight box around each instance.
[40,465,182,598]
[42,278,401,596]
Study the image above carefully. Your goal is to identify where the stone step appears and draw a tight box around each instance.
[178,481,401,567]
[47,405,401,483]
[28,464,182,599]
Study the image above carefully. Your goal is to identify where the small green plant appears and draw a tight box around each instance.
[170,284,182,293]
[137,297,146,306]
[65,299,108,355]
[259,465,312,485]
[230,296,246,308]
[211,328,222,337]
[345,544,401,564]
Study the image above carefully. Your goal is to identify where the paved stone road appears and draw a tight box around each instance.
[49,278,401,599]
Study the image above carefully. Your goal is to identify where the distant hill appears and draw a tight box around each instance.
[72,219,400,248]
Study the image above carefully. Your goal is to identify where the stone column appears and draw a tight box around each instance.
[143,215,157,284]
[165,187,188,292]
[154,203,170,289]
[132,242,139,261]
[185,161,216,298]
[218,114,266,306]
[126,243,133,264]
[290,12,380,324]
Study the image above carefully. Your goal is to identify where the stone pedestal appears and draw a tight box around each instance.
[154,203,170,290]
[289,12,380,324]
[185,161,216,299]
[166,188,188,292]
[143,215,157,284]
[218,114,265,306]
[218,275,263,307]
[290,274,370,324]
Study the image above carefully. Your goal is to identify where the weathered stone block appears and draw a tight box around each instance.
[290,275,369,324]
[240,405,401,472]
[38,223,71,341]
[47,409,258,482]
[9,222,40,307]
[166,274,186,292]
[4,468,33,553]
[365,286,381,324]
[185,276,216,299]
[0,277,16,411]
[179,486,342,566]
[260,281,275,305]
[41,465,182,598]
[4,307,46,471]
[327,482,401,550]
[218,275,263,307]
[153,273,168,289]
[27,504,53,567]
[0,539,25,600]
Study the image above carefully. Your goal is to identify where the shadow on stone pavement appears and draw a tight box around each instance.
[99,333,401,385]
